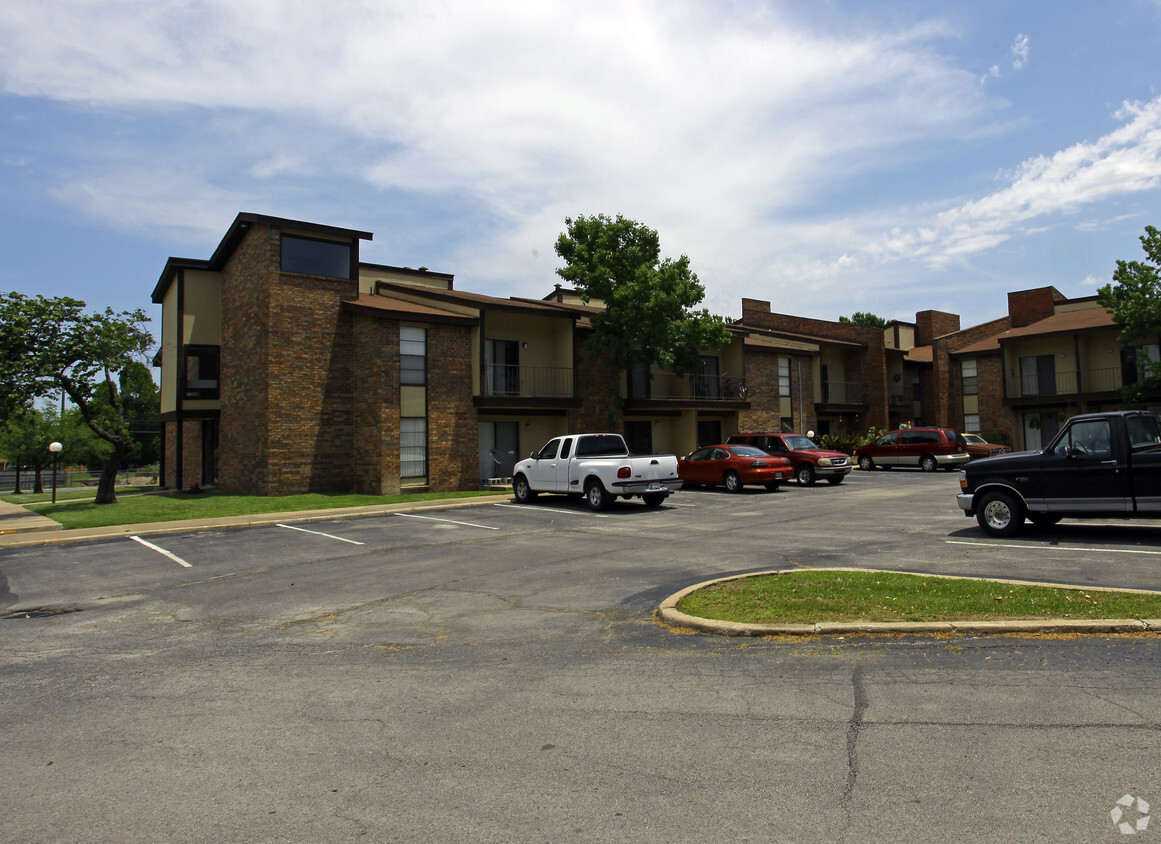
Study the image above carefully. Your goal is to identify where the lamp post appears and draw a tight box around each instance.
[48,441,62,504]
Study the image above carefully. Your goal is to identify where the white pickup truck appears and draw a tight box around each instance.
[512,433,683,511]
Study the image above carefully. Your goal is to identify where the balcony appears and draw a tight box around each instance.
[1004,367,1123,399]
[628,372,748,402]
[819,380,866,405]
[483,364,574,398]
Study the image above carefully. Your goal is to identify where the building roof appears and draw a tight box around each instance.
[905,345,933,364]
[341,293,476,325]
[152,212,374,303]
[950,305,1117,357]
[375,281,577,318]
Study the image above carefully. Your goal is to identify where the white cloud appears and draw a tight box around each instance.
[1010,33,1029,70]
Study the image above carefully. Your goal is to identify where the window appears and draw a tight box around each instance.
[961,359,977,396]
[963,413,980,434]
[400,326,426,385]
[1123,343,1160,385]
[778,358,791,397]
[280,234,352,279]
[1054,419,1111,457]
[401,418,427,478]
[184,345,220,399]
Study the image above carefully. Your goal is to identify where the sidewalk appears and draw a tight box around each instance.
[0,495,502,549]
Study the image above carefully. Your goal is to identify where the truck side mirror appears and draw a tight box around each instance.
[529,451,540,460]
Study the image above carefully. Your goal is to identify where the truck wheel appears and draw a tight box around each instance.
[858,456,875,471]
[584,479,611,511]
[796,464,816,485]
[976,490,1024,537]
[920,454,938,472]
[642,492,666,507]
[512,474,537,504]
[724,471,743,493]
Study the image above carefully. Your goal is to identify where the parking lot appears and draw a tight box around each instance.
[3,470,1161,842]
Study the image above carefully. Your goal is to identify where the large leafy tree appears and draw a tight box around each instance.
[1097,225,1161,401]
[0,292,152,504]
[0,404,100,494]
[839,312,888,328]
[554,214,731,377]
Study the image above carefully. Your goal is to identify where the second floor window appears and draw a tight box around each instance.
[401,326,426,385]
[961,360,978,396]
[184,345,220,399]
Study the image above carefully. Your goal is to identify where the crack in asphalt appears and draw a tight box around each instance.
[842,663,868,819]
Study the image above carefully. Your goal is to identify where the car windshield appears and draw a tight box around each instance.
[728,445,767,457]
[783,435,818,450]
[962,434,985,444]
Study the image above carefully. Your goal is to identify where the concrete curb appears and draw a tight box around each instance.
[0,495,509,549]
[657,567,1161,637]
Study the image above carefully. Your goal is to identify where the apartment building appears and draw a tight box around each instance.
[153,213,1151,495]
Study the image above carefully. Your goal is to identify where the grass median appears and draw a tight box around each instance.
[677,570,1161,624]
[17,487,510,530]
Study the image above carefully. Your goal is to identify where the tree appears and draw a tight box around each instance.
[0,292,152,504]
[91,361,160,467]
[1097,225,1161,402]
[839,312,888,329]
[554,214,731,378]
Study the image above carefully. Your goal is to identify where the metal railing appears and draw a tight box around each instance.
[631,373,747,401]
[1004,367,1123,398]
[483,364,573,398]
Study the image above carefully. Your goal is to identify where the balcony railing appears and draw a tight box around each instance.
[483,364,573,398]
[1004,367,1124,398]
[631,373,747,401]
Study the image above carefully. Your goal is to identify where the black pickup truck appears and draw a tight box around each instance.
[956,410,1161,536]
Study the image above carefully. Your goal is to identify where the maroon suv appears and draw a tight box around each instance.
[725,432,852,486]
[854,427,970,472]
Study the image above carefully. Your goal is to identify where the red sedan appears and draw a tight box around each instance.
[678,444,792,492]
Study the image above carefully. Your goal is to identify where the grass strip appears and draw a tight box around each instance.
[676,570,1161,624]
[21,488,509,530]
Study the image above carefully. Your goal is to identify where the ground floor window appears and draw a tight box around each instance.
[401,418,427,478]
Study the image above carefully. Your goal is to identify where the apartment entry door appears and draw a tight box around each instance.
[479,421,519,480]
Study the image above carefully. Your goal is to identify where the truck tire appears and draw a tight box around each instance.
[724,471,743,493]
[585,479,611,511]
[796,464,816,485]
[919,454,938,472]
[976,490,1024,537]
[858,455,875,471]
[512,474,537,504]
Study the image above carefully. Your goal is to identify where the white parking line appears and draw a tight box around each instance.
[396,512,500,529]
[130,535,192,567]
[492,503,608,518]
[947,540,1161,556]
[276,524,365,545]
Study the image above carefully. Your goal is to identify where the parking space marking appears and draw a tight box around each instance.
[492,503,609,518]
[130,535,193,567]
[276,524,365,545]
[396,512,500,529]
[947,540,1161,556]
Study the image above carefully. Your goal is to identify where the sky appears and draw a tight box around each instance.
[2,0,1160,351]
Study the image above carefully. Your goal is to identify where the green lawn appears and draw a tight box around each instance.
[18,487,509,530]
[677,570,1161,624]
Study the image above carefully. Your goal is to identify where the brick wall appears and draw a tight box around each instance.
[915,310,960,345]
[351,317,399,494]
[1008,287,1064,328]
[425,323,477,490]
[569,329,621,431]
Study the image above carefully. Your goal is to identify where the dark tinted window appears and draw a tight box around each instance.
[281,235,352,278]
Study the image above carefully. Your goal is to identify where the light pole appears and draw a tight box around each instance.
[48,441,62,504]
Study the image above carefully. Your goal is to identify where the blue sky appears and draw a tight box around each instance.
[2,0,1160,354]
